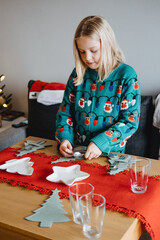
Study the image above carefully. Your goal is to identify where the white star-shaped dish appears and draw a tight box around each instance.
[46,165,90,186]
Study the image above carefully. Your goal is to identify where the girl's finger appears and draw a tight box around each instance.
[60,149,72,157]
[84,151,90,159]
[88,152,93,160]
[67,143,73,151]
[66,147,73,154]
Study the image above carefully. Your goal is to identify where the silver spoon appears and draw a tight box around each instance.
[73,152,84,159]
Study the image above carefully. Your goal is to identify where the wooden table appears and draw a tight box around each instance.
[0,136,160,240]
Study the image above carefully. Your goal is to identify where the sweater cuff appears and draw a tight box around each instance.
[55,131,74,148]
[91,135,111,155]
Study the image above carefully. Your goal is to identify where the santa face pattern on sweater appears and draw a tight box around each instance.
[55,63,141,155]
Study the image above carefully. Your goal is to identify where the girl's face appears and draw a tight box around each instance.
[76,36,101,70]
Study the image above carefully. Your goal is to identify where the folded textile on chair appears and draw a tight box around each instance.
[29,80,66,105]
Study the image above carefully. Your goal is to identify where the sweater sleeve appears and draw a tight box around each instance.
[55,69,76,147]
[90,76,141,154]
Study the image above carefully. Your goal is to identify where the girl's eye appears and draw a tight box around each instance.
[79,49,85,54]
[91,50,97,53]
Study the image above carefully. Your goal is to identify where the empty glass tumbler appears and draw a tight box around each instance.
[69,183,94,224]
[129,158,151,194]
[79,193,106,239]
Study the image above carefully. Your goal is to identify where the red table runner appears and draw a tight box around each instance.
[0,147,160,240]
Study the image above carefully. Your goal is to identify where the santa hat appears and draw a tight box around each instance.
[122,99,129,102]
[106,101,112,105]
[29,80,66,105]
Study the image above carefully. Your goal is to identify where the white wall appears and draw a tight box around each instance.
[0,0,160,115]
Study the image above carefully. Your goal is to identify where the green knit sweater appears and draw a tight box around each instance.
[55,63,141,154]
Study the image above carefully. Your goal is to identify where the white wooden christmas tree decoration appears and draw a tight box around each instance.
[25,189,70,227]
[0,157,34,175]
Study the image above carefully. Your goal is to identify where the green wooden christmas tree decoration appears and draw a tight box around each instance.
[25,189,70,227]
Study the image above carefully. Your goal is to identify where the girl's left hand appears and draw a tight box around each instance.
[84,142,102,160]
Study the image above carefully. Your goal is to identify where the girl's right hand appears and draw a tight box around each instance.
[59,140,73,157]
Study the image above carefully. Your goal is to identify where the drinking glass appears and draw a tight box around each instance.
[129,158,151,194]
[79,193,106,239]
[69,183,94,224]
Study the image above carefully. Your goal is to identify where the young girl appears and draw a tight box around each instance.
[55,16,141,160]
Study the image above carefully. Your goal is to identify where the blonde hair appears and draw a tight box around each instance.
[73,16,125,85]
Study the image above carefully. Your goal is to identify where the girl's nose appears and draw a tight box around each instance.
[85,52,92,61]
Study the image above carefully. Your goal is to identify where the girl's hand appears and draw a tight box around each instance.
[84,142,102,160]
[59,140,73,157]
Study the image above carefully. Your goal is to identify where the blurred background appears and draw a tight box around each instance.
[0,0,160,115]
